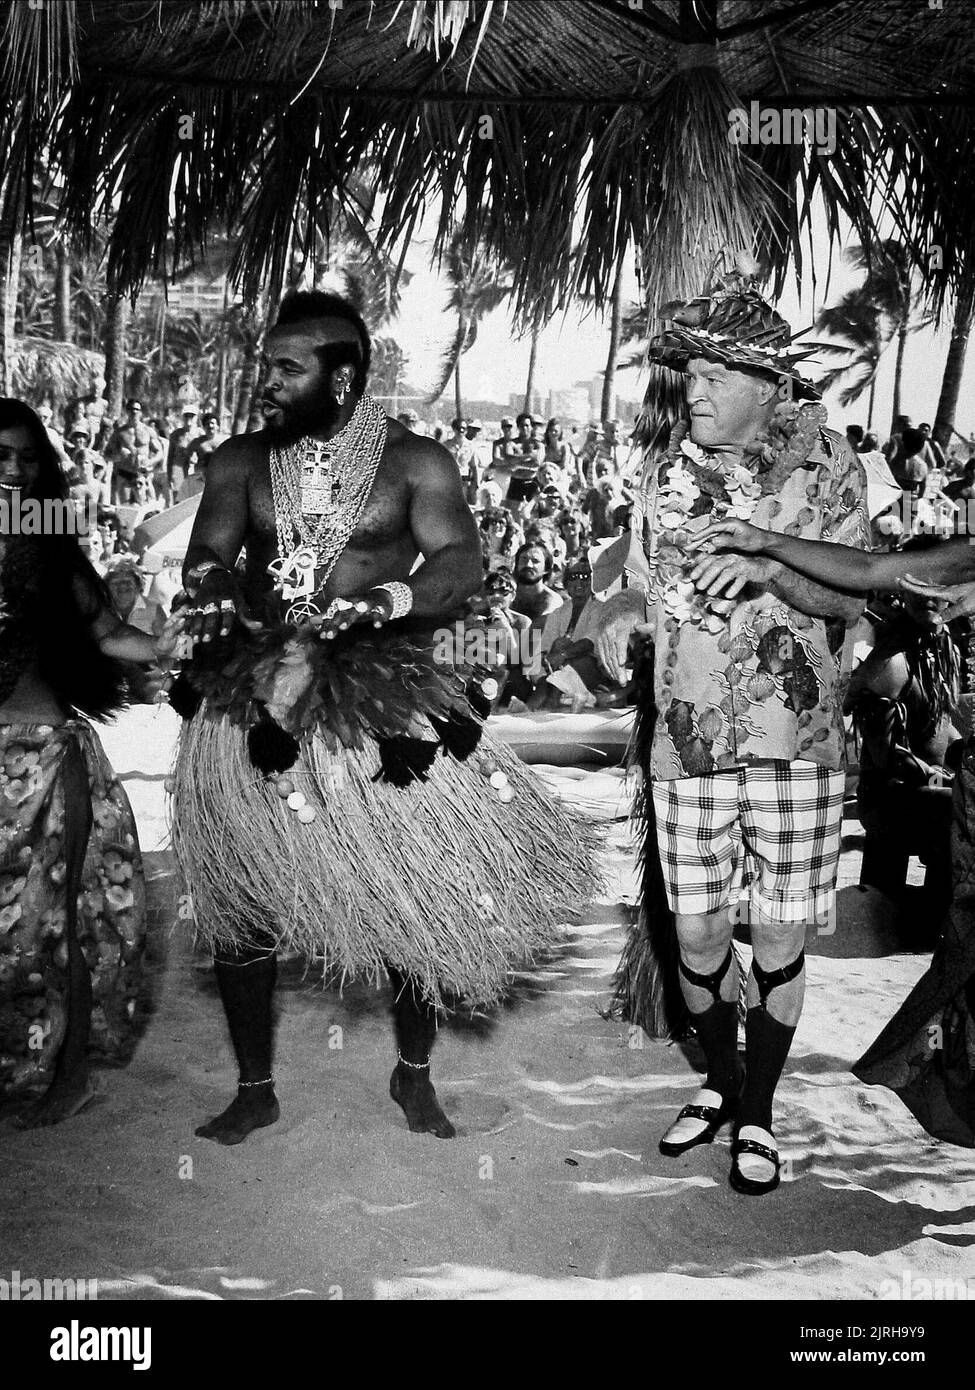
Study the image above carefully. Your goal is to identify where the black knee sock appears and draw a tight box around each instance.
[213,949,277,1086]
[679,950,742,1100]
[738,953,804,1133]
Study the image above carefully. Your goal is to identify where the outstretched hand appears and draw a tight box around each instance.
[154,611,189,663]
[899,574,975,621]
[689,519,772,555]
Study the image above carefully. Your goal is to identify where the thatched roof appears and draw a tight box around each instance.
[3,1,974,323]
[11,336,105,402]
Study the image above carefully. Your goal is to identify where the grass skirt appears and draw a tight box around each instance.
[0,721,145,1098]
[170,706,601,1009]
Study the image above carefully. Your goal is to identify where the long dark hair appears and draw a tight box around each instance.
[0,398,127,720]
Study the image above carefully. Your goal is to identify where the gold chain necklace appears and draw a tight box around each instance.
[268,393,387,594]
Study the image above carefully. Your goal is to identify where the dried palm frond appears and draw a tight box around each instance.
[2,0,973,330]
[11,335,104,401]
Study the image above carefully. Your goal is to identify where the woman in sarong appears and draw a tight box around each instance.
[691,515,975,1144]
[0,399,174,1126]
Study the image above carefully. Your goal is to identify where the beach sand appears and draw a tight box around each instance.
[2,705,973,1301]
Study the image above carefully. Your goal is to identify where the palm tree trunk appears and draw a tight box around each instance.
[454,355,463,422]
[933,285,975,450]
[216,281,230,426]
[867,377,876,431]
[54,243,73,343]
[235,325,265,435]
[891,322,907,429]
[103,294,130,418]
[524,318,540,415]
[602,245,626,421]
[0,191,24,396]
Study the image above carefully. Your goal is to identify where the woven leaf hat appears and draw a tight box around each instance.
[647,258,821,402]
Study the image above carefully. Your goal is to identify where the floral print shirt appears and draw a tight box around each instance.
[625,427,869,781]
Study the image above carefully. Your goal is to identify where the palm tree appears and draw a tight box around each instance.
[601,243,627,422]
[844,241,924,430]
[523,315,541,417]
[814,290,885,426]
[0,173,25,396]
[932,285,975,450]
[813,241,927,431]
[428,230,513,418]
[103,294,130,418]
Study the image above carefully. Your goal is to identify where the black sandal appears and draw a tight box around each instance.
[659,1093,739,1157]
[729,1131,781,1195]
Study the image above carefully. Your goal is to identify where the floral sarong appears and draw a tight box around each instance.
[0,721,145,1099]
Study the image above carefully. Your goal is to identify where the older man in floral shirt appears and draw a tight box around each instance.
[597,269,868,1196]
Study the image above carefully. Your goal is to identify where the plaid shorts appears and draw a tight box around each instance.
[651,761,845,925]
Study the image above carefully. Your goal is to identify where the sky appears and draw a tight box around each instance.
[387,208,974,443]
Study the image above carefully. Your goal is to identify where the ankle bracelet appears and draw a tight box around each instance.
[238,1076,274,1088]
[397,1052,430,1070]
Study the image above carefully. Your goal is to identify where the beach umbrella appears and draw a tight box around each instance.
[135,495,200,569]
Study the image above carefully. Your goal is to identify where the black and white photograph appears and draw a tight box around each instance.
[0,0,973,1344]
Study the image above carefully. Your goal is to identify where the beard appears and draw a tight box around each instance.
[263,392,345,442]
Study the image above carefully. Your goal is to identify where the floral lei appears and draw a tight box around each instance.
[652,399,828,628]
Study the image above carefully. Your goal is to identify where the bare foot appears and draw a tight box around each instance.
[389,1065,455,1138]
[15,1074,98,1129]
[195,1084,280,1145]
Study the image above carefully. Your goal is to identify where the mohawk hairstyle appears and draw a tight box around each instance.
[274,291,372,395]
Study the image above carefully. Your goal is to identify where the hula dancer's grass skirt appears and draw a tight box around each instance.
[0,721,145,1098]
[171,707,600,1009]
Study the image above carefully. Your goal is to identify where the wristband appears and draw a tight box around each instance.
[371,581,413,620]
[184,559,231,597]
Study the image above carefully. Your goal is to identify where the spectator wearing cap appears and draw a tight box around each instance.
[67,451,109,523]
[531,485,566,526]
[446,415,479,502]
[465,419,489,496]
[105,557,167,638]
[167,406,200,502]
[66,422,112,507]
[106,398,165,504]
[492,416,517,465]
